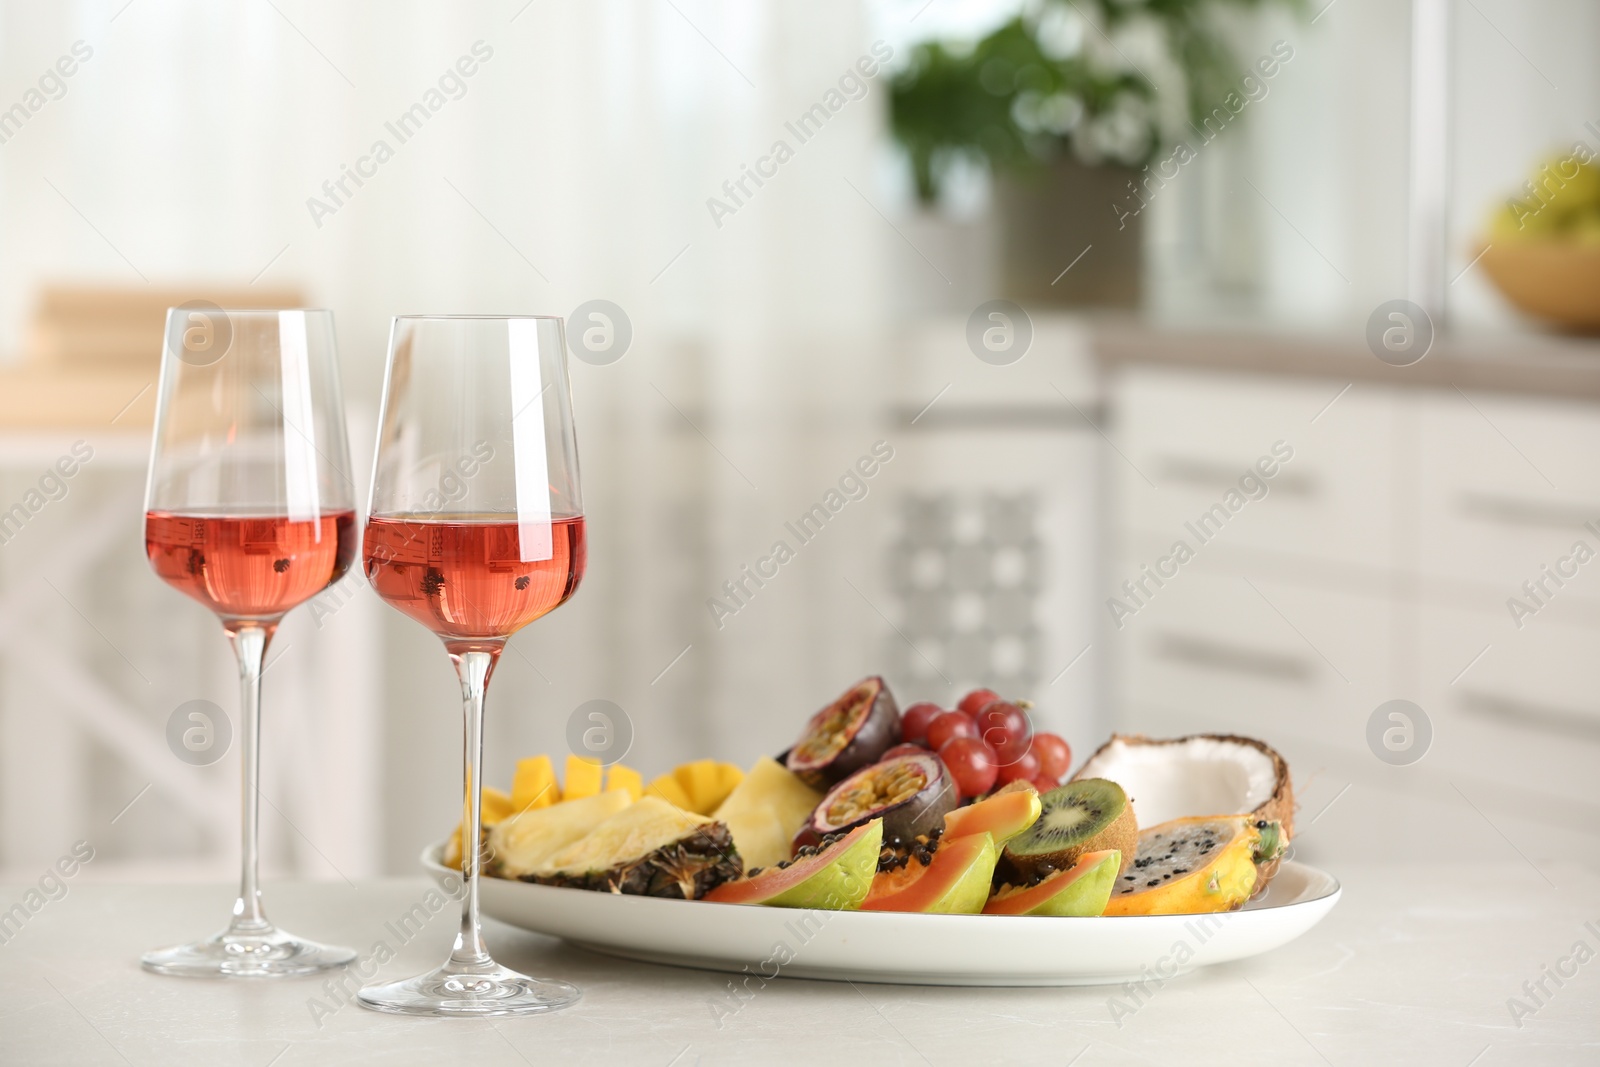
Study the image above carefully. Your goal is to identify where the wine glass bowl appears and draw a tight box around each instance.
[141,308,357,977]
[357,314,585,1017]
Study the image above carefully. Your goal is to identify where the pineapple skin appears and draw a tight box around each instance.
[533,821,742,900]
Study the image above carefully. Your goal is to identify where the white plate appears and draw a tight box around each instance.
[421,846,1340,987]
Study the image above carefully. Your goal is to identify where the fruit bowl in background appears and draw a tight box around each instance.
[429,844,1342,987]
[1477,240,1600,333]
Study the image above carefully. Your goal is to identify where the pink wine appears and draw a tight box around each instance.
[146,510,358,619]
[362,516,586,641]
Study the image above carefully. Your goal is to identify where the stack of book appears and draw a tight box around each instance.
[0,286,301,428]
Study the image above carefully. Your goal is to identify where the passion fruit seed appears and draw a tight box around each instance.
[793,690,870,762]
[825,764,927,824]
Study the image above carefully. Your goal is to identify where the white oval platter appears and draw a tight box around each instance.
[423,846,1340,987]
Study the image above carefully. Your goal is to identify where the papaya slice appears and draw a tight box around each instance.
[705,820,882,909]
[859,831,997,914]
[984,849,1121,916]
[943,785,1041,846]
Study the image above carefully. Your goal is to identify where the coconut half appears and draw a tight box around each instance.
[1072,733,1295,842]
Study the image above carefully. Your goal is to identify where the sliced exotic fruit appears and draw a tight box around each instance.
[1073,733,1294,836]
[984,848,1121,917]
[793,750,956,851]
[534,796,742,899]
[941,781,1041,846]
[704,820,882,909]
[646,759,744,815]
[860,830,998,914]
[785,676,900,788]
[564,754,604,800]
[711,757,824,871]
[510,755,561,813]
[1103,815,1283,917]
[605,763,644,801]
[1073,733,1294,891]
[488,789,633,879]
[1001,778,1137,881]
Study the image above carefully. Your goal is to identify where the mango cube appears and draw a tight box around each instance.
[511,755,561,814]
[564,754,603,800]
[605,763,643,801]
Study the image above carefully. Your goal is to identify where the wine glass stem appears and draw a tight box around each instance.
[447,646,501,971]
[224,621,274,934]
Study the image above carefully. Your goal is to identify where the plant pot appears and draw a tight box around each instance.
[994,159,1143,309]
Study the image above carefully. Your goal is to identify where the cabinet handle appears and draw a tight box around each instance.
[1457,689,1600,740]
[1154,632,1313,682]
[1154,457,1315,497]
[1457,493,1600,530]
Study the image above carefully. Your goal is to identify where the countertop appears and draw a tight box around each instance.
[0,865,1596,1066]
[1093,321,1600,402]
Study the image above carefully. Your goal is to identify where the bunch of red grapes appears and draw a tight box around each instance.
[885,688,1072,799]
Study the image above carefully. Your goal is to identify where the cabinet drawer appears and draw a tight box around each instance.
[1113,564,1393,755]
[1117,368,1397,572]
[1416,392,1600,603]
[1417,605,1600,805]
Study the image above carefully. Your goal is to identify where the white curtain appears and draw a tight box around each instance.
[0,0,906,875]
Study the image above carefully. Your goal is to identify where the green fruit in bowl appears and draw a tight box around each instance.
[1570,207,1600,244]
[1490,157,1600,241]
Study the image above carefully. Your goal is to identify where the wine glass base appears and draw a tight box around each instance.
[141,928,356,979]
[357,963,580,1018]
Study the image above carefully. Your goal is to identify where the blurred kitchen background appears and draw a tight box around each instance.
[1,0,1596,885]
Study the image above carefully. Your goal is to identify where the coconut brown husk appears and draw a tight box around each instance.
[1073,733,1295,893]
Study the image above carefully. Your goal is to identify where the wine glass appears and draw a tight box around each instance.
[357,315,585,1017]
[142,307,358,977]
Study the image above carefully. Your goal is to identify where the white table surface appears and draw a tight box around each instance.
[0,862,1595,1066]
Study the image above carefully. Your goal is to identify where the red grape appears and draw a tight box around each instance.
[926,710,979,751]
[1031,733,1072,779]
[899,702,944,745]
[881,743,927,762]
[974,701,1030,754]
[1031,774,1061,792]
[938,736,998,798]
[957,688,1001,717]
[995,749,1040,786]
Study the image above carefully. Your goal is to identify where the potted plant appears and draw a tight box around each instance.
[890,0,1302,308]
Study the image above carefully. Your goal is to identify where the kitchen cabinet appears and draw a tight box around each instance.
[1099,328,1600,827]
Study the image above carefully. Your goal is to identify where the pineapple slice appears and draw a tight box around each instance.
[605,763,643,801]
[511,755,561,814]
[711,756,824,871]
[488,790,634,878]
[646,759,745,816]
[536,796,741,899]
[564,754,603,799]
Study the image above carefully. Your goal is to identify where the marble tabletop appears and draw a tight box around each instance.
[0,862,1595,1066]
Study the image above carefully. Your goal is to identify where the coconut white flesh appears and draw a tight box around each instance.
[1076,737,1276,828]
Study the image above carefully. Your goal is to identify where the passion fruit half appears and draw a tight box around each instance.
[794,750,957,852]
[785,676,900,788]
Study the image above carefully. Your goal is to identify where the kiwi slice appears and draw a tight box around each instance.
[1000,778,1137,881]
